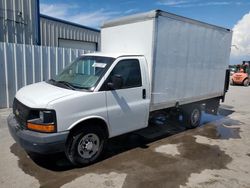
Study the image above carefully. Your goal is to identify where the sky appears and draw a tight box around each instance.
[39,0,250,64]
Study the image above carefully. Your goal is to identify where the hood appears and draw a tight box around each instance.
[15,82,77,108]
[233,73,247,77]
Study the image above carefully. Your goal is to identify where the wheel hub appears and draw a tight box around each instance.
[191,109,200,125]
[85,141,93,151]
[77,133,100,159]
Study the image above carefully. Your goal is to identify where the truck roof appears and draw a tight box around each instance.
[102,9,231,33]
[82,52,143,58]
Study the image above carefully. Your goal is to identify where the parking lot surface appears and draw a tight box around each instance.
[0,86,250,188]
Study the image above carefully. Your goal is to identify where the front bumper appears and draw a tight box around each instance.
[7,113,69,154]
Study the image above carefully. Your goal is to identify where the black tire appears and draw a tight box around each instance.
[65,126,106,166]
[243,79,249,87]
[230,79,234,86]
[182,104,201,129]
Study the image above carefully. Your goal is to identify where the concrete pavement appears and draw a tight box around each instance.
[0,86,250,188]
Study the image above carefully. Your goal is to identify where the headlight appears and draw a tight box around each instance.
[27,110,56,133]
[39,111,54,124]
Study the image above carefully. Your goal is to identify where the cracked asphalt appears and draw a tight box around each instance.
[0,85,250,188]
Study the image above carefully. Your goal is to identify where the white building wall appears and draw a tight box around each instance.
[0,42,88,108]
[0,0,40,45]
[40,15,100,50]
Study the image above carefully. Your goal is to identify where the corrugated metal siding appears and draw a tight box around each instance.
[0,42,88,108]
[40,16,100,49]
[0,0,39,45]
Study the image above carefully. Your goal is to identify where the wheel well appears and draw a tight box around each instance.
[69,118,109,139]
[243,77,249,82]
[181,102,201,110]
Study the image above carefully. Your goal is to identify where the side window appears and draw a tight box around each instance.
[108,59,142,89]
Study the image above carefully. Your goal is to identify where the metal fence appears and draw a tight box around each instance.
[0,42,87,108]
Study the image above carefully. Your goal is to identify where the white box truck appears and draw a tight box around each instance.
[8,10,232,166]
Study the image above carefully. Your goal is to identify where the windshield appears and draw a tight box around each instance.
[52,56,114,90]
[235,64,249,74]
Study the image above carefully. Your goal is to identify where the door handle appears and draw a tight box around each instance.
[142,89,146,99]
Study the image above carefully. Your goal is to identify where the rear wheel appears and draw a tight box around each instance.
[243,79,249,87]
[182,104,201,129]
[65,126,106,166]
[230,79,234,85]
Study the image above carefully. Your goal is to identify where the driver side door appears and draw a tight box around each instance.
[102,57,150,137]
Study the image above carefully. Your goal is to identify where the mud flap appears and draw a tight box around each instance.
[224,69,230,93]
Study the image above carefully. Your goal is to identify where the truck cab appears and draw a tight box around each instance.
[8,53,150,165]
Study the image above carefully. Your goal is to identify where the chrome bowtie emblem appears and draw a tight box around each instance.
[15,109,19,116]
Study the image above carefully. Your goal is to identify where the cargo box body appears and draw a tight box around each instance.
[101,10,232,111]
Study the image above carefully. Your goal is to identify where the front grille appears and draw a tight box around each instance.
[13,98,29,128]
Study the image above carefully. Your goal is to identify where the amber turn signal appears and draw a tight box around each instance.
[27,122,55,133]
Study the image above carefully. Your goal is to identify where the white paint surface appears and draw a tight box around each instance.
[155,144,180,156]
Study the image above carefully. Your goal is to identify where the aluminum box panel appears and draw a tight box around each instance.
[151,15,232,110]
[101,19,155,79]
[101,10,232,111]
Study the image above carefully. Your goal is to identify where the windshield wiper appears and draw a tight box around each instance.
[48,79,91,91]
[48,79,76,90]
[48,79,56,83]
[57,81,76,90]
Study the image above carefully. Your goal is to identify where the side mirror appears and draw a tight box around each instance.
[107,74,123,90]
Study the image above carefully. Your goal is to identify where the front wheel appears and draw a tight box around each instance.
[182,105,201,129]
[65,126,106,166]
[243,79,249,87]
[230,79,234,86]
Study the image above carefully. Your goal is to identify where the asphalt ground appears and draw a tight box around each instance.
[0,85,250,188]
